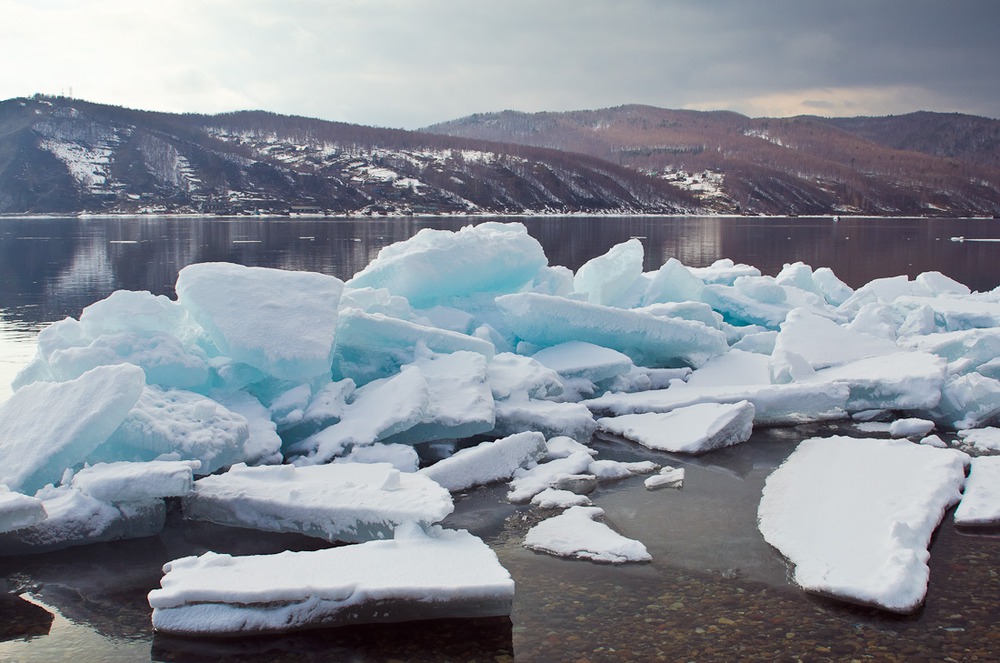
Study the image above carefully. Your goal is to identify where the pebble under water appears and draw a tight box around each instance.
[2,424,999,662]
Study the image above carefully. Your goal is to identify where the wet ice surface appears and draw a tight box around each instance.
[3,424,998,661]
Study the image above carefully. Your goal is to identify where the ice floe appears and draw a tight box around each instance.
[523,505,651,563]
[758,436,969,613]
[149,523,514,635]
[954,457,1000,526]
[596,401,755,454]
[183,463,453,543]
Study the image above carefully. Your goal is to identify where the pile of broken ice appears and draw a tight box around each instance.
[2,221,1000,632]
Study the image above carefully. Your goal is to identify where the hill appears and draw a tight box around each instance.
[424,105,1000,216]
[0,96,696,216]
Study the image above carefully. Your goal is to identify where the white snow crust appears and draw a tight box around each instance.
[149,523,514,635]
[758,436,969,613]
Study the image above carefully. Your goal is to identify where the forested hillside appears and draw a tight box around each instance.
[425,106,1000,216]
[0,96,695,216]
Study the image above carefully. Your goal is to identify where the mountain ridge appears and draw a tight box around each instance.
[424,105,1000,216]
[2,95,998,217]
[0,95,695,216]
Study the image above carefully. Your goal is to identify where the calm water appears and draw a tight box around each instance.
[1,215,1000,661]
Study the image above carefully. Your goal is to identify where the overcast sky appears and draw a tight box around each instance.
[2,0,998,129]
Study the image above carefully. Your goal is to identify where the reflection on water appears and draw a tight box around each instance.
[3,216,1000,332]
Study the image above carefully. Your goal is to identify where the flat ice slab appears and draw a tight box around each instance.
[0,484,165,555]
[758,436,969,613]
[419,432,546,493]
[587,382,849,426]
[184,463,454,543]
[597,401,755,454]
[523,505,651,564]
[954,457,1000,527]
[0,486,46,534]
[148,523,514,636]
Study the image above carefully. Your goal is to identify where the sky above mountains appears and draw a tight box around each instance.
[3,0,998,129]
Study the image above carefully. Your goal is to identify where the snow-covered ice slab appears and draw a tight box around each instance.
[802,352,946,412]
[486,352,563,401]
[758,436,969,613]
[183,463,453,543]
[333,308,495,384]
[100,386,249,473]
[956,427,1000,454]
[932,374,1000,431]
[493,398,596,443]
[0,486,46,534]
[523,506,651,564]
[645,466,685,490]
[530,341,633,383]
[508,451,596,503]
[496,292,728,368]
[0,364,146,494]
[419,432,547,493]
[176,263,344,382]
[0,484,165,555]
[773,308,898,369]
[381,351,496,446]
[954,457,1000,527]
[71,460,199,502]
[893,294,1000,332]
[586,382,849,426]
[347,221,547,308]
[148,523,514,636]
[291,366,429,463]
[597,401,755,454]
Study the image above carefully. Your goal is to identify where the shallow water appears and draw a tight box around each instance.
[2,424,998,661]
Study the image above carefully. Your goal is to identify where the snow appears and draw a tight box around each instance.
[954,457,1000,526]
[101,386,250,473]
[597,401,755,454]
[587,382,849,427]
[508,451,596,503]
[71,460,198,502]
[0,364,146,494]
[956,427,1000,453]
[148,523,514,635]
[183,462,453,543]
[523,506,651,564]
[645,466,685,490]
[530,488,593,508]
[419,432,547,492]
[758,436,969,613]
[889,418,936,438]
[0,483,166,555]
[531,340,634,384]
[0,486,46,534]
